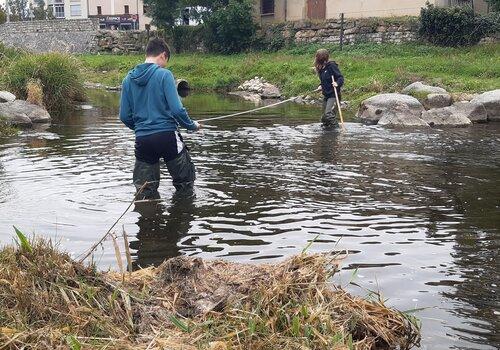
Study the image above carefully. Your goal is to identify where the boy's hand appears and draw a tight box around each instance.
[314,85,322,92]
[332,82,338,88]
[194,121,201,131]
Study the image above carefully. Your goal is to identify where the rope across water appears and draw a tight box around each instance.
[197,96,299,123]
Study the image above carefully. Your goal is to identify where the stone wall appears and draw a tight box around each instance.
[0,19,99,53]
[269,17,420,45]
[94,30,150,54]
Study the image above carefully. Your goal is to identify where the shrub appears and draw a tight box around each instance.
[3,53,85,114]
[203,0,257,54]
[171,25,204,53]
[419,4,496,47]
[0,5,6,24]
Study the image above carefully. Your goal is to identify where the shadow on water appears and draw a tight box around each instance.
[0,90,499,349]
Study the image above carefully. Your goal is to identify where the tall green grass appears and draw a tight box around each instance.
[2,52,86,114]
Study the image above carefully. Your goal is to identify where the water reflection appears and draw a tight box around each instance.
[130,192,196,269]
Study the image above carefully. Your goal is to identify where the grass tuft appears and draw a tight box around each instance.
[0,236,421,349]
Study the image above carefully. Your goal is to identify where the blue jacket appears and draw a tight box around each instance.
[119,63,197,136]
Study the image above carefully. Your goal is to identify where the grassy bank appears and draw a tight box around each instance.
[79,43,500,111]
[0,234,421,349]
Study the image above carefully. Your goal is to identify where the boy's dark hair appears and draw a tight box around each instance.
[146,38,171,59]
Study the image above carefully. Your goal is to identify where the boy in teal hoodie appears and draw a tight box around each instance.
[120,38,200,199]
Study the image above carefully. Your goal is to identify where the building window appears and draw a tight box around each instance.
[54,4,65,18]
[70,4,82,16]
[261,0,274,15]
[124,5,129,14]
[97,6,102,15]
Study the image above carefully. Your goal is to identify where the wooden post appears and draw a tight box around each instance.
[340,13,345,51]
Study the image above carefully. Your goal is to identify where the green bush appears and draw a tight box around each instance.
[0,5,6,24]
[203,0,257,54]
[419,4,496,47]
[171,25,204,53]
[4,53,85,114]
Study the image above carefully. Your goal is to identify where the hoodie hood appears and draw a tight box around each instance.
[129,63,159,86]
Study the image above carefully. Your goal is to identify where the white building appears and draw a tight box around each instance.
[44,0,88,19]
[18,0,152,30]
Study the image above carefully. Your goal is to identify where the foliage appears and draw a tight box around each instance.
[143,0,221,28]
[203,0,257,54]
[0,5,7,24]
[484,0,500,11]
[419,4,497,47]
[171,25,204,53]
[254,23,290,52]
[143,0,179,27]
[4,53,85,114]
[7,0,28,20]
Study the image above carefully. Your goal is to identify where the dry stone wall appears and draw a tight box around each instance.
[0,19,99,53]
[271,17,420,45]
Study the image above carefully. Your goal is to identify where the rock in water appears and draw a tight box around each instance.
[0,100,51,125]
[378,108,429,128]
[357,93,425,125]
[449,101,488,123]
[0,91,16,103]
[261,85,281,99]
[423,93,452,110]
[402,82,448,95]
[421,106,472,127]
[470,89,500,122]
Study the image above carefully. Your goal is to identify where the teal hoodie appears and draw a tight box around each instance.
[119,63,197,136]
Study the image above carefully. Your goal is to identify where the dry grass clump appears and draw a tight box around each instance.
[0,235,420,350]
[26,79,45,107]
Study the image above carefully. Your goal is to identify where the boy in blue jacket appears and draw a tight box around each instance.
[120,38,200,199]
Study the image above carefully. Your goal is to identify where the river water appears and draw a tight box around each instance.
[0,90,499,349]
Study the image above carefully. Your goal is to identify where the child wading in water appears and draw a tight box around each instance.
[315,49,344,129]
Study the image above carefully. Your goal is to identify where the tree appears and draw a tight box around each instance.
[143,0,180,27]
[7,0,28,20]
[203,0,257,53]
[0,5,7,24]
[143,0,221,27]
[484,0,500,11]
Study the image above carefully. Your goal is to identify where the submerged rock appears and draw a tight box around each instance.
[229,91,262,104]
[470,89,500,121]
[402,81,448,96]
[0,100,51,126]
[357,93,425,125]
[0,91,16,103]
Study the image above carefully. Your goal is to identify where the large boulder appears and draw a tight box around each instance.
[0,100,51,126]
[423,93,452,110]
[402,82,448,96]
[357,93,425,125]
[450,101,488,123]
[0,91,16,103]
[470,89,500,121]
[421,106,472,127]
